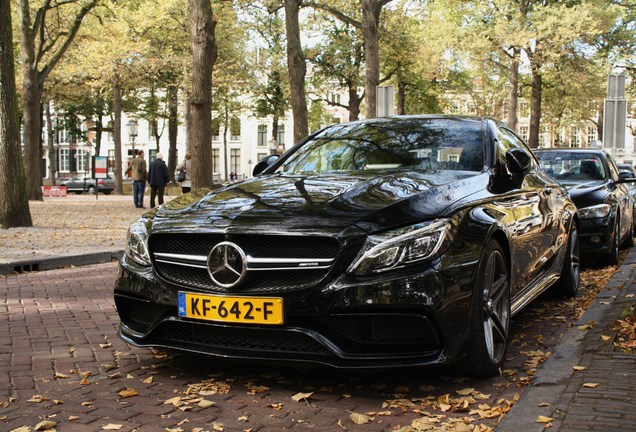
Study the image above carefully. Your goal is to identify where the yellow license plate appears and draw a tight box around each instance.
[178,292,284,325]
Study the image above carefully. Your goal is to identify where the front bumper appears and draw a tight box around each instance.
[114,253,479,369]
[578,217,613,254]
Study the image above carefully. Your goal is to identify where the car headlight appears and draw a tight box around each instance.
[347,219,450,276]
[125,219,151,266]
[578,204,611,219]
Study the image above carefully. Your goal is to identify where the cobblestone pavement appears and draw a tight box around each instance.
[499,249,636,432]
[1,262,580,432]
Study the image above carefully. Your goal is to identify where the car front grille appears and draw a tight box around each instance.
[149,233,340,293]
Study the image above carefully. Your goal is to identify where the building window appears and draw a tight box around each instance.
[212,118,220,141]
[276,124,285,145]
[212,148,220,173]
[149,149,157,163]
[519,101,530,118]
[230,118,241,141]
[586,125,598,146]
[257,125,267,147]
[77,149,88,173]
[257,152,268,162]
[108,149,115,170]
[231,149,241,173]
[572,127,581,147]
[59,148,70,171]
[518,126,529,143]
[330,93,341,105]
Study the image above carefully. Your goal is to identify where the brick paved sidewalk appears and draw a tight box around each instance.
[498,249,636,431]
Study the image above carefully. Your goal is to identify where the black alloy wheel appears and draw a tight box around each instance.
[459,240,510,377]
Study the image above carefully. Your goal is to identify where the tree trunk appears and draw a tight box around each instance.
[506,49,519,131]
[348,86,361,121]
[223,106,229,181]
[95,113,103,156]
[285,0,309,144]
[396,81,406,115]
[21,67,43,200]
[361,0,382,119]
[528,61,542,149]
[188,0,217,189]
[113,83,124,195]
[167,85,178,182]
[18,0,97,200]
[46,102,56,185]
[0,0,32,227]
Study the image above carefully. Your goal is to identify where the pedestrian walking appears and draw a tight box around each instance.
[176,152,192,193]
[148,152,170,208]
[130,150,147,208]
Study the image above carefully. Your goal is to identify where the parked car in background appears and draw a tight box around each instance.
[617,163,636,227]
[534,148,634,264]
[115,115,579,377]
[61,175,114,194]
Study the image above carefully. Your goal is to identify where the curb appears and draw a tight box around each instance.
[0,249,123,275]
[497,248,636,431]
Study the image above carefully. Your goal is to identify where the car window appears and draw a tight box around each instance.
[278,119,485,174]
[535,152,607,181]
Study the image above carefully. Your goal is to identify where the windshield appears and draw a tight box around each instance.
[278,118,485,175]
[535,151,607,181]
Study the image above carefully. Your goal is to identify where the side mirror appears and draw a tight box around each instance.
[617,172,636,182]
[506,148,532,176]
[252,154,280,176]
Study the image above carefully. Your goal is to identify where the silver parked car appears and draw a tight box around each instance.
[61,175,114,194]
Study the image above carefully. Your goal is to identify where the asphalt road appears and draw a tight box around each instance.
[0,261,588,432]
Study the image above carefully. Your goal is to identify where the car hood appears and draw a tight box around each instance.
[558,180,610,208]
[149,170,486,235]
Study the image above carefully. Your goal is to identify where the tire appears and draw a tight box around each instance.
[606,218,620,265]
[553,222,580,298]
[459,240,510,378]
[87,186,96,195]
[623,216,634,248]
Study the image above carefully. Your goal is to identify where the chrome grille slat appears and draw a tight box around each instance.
[149,233,340,292]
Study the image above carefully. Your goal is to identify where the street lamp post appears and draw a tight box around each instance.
[126,119,139,154]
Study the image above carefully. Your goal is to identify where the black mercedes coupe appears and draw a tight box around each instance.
[115,115,579,377]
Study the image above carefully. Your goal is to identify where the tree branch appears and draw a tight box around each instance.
[39,0,100,83]
[304,1,362,28]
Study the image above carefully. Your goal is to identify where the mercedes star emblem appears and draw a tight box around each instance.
[207,241,247,288]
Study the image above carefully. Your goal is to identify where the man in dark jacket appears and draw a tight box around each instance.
[148,152,170,208]
[130,150,147,208]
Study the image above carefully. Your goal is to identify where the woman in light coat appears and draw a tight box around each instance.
[176,152,192,193]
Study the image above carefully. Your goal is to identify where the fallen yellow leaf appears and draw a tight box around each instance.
[198,399,216,408]
[34,420,57,431]
[291,392,313,402]
[573,366,587,371]
[102,424,123,430]
[537,415,554,423]
[583,383,599,388]
[350,411,372,425]
[118,388,138,398]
